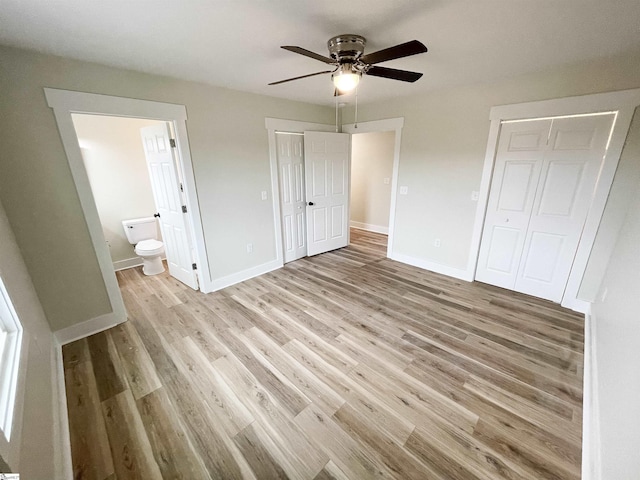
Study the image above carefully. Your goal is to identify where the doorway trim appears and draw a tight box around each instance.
[343,117,404,258]
[45,88,212,343]
[265,118,334,266]
[468,88,640,313]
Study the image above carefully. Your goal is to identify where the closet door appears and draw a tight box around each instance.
[276,133,307,263]
[475,120,551,290]
[476,114,615,302]
[513,114,615,301]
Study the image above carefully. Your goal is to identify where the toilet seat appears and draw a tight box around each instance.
[135,239,164,256]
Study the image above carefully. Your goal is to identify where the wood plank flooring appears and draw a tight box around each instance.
[63,229,584,480]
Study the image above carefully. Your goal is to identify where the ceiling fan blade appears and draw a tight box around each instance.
[361,40,427,65]
[281,46,335,64]
[366,66,423,83]
[268,70,333,86]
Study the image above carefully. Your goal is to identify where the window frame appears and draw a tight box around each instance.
[0,278,23,441]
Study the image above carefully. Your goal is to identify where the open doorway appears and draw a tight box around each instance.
[71,114,199,289]
[350,130,395,235]
[343,117,404,258]
[46,88,211,342]
[72,115,164,269]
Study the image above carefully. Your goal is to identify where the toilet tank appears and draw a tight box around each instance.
[122,217,158,244]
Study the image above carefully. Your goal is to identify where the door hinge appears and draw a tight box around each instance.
[180,183,184,192]
[192,263,197,270]
[182,205,187,213]
[170,138,177,148]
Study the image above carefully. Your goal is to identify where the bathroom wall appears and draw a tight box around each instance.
[350,131,395,234]
[71,114,163,269]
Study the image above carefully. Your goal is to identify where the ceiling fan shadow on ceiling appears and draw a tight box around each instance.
[268,34,428,96]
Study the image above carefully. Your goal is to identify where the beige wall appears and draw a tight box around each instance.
[0,45,333,331]
[72,114,163,265]
[350,131,395,233]
[0,198,58,477]
[592,179,640,478]
[588,108,640,478]
[344,50,640,272]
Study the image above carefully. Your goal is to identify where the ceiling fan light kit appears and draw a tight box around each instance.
[269,34,428,95]
[332,64,361,92]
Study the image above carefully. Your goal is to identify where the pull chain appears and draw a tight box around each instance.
[354,85,358,129]
[335,92,339,132]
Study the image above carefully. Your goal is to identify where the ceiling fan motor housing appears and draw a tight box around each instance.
[328,34,366,63]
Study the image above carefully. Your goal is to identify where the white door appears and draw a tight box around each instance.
[475,120,550,290]
[140,123,198,290]
[476,114,615,302]
[276,133,307,263]
[304,131,351,256]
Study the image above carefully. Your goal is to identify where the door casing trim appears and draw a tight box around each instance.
[45,88,213,338]
[265,118,334,266]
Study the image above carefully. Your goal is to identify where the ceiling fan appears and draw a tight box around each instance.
[269,35,428,94]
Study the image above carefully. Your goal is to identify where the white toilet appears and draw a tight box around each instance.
[122,217,165,276]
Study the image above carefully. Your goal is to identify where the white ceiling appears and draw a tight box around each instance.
[1,0,639,106]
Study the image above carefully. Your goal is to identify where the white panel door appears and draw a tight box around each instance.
[140,123,198,290]
[476,120,551,289]
[304,131,350,256]
[514,114,615,301]
[476,114,615,302]
[276,133,307,263]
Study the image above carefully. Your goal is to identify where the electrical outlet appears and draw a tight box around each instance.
[246,243,253,253]
[471,191,479,201]
[434,238,441,248]
[261,191,268,200]
[399,186,409,195]
[383,177,390,185]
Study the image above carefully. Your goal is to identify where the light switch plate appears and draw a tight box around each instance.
[383,177,390,185]
[261,191,268,200]
[399,186,409,195]
[471,191,479,201]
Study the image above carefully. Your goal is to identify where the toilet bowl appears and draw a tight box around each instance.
[135,239,165,275]
[122,217,165,276]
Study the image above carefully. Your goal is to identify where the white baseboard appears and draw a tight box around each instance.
[582,307,601,480]
[53,343,73,479]
[113,256,168,272]
[389,252,474,282]
[350,221,389,235]
[208,259,283,293]
[113,257,143,271]
[54,311,126,346]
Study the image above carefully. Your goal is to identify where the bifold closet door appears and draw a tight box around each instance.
[476,114,615,302]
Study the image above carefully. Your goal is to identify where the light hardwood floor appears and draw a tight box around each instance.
[63,229,584,480]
